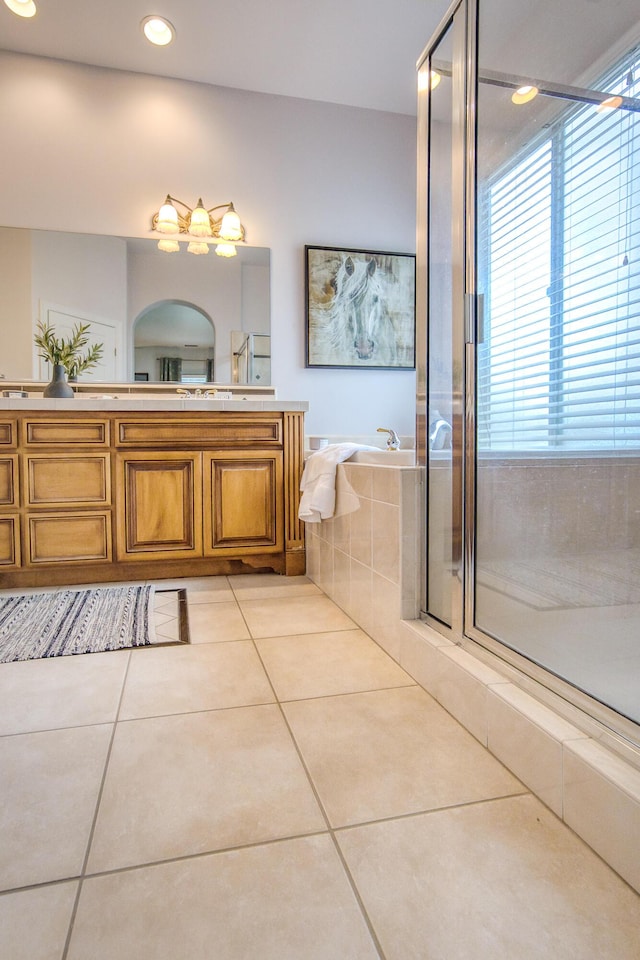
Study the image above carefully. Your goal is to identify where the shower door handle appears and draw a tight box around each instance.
[464,293,484,344]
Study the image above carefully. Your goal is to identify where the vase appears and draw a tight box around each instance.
[43,364,74,398]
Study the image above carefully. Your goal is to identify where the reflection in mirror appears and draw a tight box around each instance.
[0,227,270,384]
[231,331,271,385]
[134,301,215,383]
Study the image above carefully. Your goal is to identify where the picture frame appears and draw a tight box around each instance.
[305,245,416,370]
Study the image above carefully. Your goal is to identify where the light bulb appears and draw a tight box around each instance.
[187,240,209,255]
[219,205,242,242]
[189,200,212,237]
[157,238,180,253]
[156,197,179,234]
[215,243,237,258]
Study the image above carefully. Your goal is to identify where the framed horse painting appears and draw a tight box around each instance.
[305,245,416,369]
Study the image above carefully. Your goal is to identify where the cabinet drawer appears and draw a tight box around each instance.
[23,419,109,446]
[0,515,20,566]
[26,512,112,564]
[0,456,18,507]
[0,420,17,448]
[24,454,111,508]
[115,417,282,447]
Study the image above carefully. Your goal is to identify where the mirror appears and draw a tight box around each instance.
[0,226,270,384]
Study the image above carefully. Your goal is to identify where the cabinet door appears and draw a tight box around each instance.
[117,452,202,560]
[203,451,283,555]
[0,515,20,566]
[0,456,18,507]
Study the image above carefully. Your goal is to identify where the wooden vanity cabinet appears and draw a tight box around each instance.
[0,409,305,587]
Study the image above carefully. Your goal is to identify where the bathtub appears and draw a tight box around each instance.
[348,449,416,466]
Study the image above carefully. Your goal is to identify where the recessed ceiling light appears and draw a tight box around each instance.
[142,15,175,47]
[511,85,539,105]
[418,70,441,93]
[4,0,37,18]
[596,95,623,113]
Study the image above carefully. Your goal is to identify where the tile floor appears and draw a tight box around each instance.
[1,573,639,959]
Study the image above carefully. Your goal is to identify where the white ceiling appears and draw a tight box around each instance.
[0,0,448,116]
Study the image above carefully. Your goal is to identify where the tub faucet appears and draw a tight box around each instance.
[429,418,452,450]
[377,427,400,450]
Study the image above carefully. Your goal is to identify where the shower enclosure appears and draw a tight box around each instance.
[418,0,640,744]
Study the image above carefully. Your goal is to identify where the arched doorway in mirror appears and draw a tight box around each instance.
[133,300,215,383]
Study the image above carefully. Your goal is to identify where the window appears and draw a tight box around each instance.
[478,49,640,451]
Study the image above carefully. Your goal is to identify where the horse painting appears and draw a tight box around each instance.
[306,247,415,369]
[328,256,397,364]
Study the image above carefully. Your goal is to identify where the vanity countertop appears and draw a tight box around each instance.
[0,397,308,412]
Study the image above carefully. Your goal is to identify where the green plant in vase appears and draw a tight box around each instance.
[34,321,104,395]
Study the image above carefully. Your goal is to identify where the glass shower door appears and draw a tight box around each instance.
[421,6,466,630]
[418,0,640,737]
[472,0,640,726]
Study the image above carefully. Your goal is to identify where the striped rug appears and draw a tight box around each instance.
[0,585,156,663]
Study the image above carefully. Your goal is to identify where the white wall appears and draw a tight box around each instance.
[0,227,32,378]
[0,51,417,436]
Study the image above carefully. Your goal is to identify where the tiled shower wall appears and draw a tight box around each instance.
[476,456,640,559]
[304,461,422,660]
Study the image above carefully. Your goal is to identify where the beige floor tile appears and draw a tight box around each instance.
[0,881,78,960]
[239,595,358,638]
[151,577,235,603]
[283,686,523,827]
[337,795,640,959]
[256,629,415,701]
[229,574,322,601]
[120,641,275,720]
[70,835,378,960]
[186,600,250,642]
[0,650,128,736]
[185,580,236,603]
[0,725,112,890]
[87,705,326,873]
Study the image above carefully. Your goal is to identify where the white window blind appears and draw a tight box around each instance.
[478,50,640,451]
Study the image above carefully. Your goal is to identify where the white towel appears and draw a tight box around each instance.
[298,443,379,523]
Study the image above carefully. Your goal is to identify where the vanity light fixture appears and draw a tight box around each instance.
[142,15,175,46]
[512,84,539,105]
[4,0,37,17]
[152,195,246,256]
